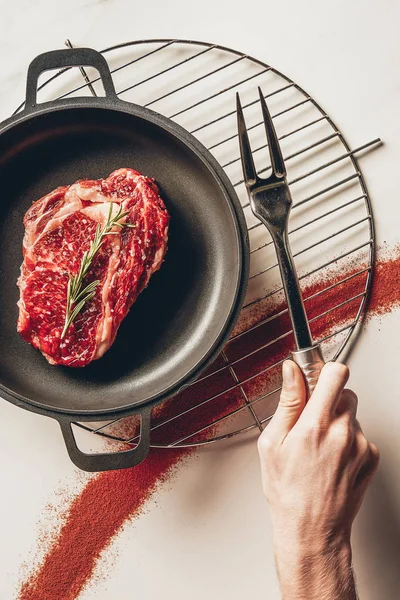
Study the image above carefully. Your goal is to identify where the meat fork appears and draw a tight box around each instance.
[236,88,324,394]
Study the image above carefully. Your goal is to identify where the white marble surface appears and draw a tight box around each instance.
[0,0,400,599]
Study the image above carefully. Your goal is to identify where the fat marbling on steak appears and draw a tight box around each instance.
[17,168,170,367]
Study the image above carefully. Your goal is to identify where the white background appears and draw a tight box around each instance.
[0,0,399,598]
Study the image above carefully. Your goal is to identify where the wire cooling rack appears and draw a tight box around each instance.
[17,38,380,449]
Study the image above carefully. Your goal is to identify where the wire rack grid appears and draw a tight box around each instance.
[17,38,380,449]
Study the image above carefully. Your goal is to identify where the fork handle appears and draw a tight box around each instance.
[292,345,325,397]
[272,230,313,349]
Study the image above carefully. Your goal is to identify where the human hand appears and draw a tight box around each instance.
[258,361,379,600]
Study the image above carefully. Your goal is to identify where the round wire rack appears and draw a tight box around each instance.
[17,38,379,449]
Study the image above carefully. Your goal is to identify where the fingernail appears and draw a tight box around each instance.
[283,360,295,385]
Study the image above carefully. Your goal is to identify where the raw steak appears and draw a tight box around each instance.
[17,168,170,367]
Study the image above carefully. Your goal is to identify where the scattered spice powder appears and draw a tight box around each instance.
[368,250,400,317]
[18,249,400,600]
[19,449,189,600]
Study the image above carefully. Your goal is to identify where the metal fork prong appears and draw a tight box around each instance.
[258,87,286,179]
[236,93,258,187]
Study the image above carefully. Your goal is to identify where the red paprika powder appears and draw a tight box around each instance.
[18,249,400,600]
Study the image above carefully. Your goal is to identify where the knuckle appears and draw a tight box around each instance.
[358,441,380,480]
[329,420,353,447]
[369,441,380,459]
[336,389,358,420]
[257,432,273,455]
[369,442,380,468]
[279,390,301,409]
[308,410,329,430]
[299,418,326,443]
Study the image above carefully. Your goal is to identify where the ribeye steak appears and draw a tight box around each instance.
[17,168,170,367]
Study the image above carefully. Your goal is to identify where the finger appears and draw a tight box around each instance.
[368,442,380,475]
[336,389,358,419]
[328,397,359,455]
[299,362,350,426]
[351,422,369,467]
[355,441,380,487]
[264,360,306,443]
[350,443,379,518]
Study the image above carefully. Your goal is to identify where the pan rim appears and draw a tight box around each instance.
[0,100,249,419]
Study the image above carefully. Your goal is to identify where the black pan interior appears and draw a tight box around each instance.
[0,106,244,415]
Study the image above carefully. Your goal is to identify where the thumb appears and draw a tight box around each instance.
[268,360,306,442]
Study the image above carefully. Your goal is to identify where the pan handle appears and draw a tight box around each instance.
[25,47,117,110]
[58,406,152,472]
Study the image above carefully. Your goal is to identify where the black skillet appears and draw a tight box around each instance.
[0,47,249,471]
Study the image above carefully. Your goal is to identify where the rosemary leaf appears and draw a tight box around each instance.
[61,202,133,339]
[74,279,101,304]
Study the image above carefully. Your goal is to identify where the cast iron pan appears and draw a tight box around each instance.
[0,48,249,471]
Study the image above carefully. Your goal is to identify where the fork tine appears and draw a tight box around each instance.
[236,93,258,187]
[258,87,286,178]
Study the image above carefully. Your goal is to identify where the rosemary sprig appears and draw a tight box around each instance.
[61,203,134,339]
